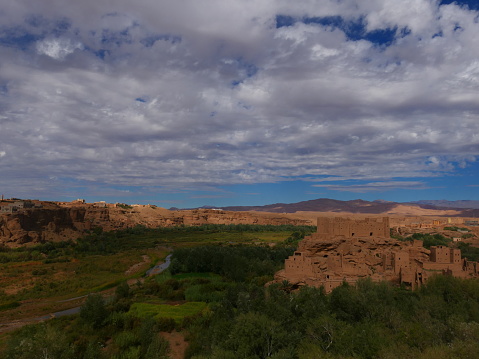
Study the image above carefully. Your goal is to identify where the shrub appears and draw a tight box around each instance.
[80,294,109,329]
[114,331,139,349]
[4,323,74,359]
[0,301,20,311]
[117,204,133,210]
[157,317,176,332]
[115,281,131,300]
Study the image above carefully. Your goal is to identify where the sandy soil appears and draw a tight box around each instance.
[284,204,463,224]
[160,331,188,359]
[384,204,460,216]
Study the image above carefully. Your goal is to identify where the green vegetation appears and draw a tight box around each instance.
[0,224,306,358]
[183,276,479,359]
[117,203,133,210]
[0,224,303,308]
[130,302,207,323]
[444,226,470,232]
[457,242,479,262]
[405,233,452,248]
[3,223,479,358]
[169,245,295,281]
[0,224,314,264]
[0,249,160,304]
[0,301,20,311]
[3,313,170,359]
[284,229,310,244]
[80,294,109,329]
[160,243,479,358]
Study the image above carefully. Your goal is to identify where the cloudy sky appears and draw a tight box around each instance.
[1,0,479,208]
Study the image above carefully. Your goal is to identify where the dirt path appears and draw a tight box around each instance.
[125,254,151,275]
[160,331,188,359]
[0,317,50,334]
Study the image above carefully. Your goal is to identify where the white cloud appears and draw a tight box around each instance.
[0,0,478,199]
[364,0,438,34]
[36,38,83,60]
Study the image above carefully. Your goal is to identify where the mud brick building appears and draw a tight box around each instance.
[275,217,479,292]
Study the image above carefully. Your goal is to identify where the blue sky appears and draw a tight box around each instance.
[0,0,479,208]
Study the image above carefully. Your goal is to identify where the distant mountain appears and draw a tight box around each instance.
[182,198,479,215]
[213,198,398,214]
[410,200,479,209]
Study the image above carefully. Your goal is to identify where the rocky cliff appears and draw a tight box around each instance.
[0,207,110,246]
[0,203,312,247]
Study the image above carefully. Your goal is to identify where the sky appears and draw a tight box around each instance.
[1,0,479,208]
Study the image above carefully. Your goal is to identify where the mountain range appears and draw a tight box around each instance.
[187,198,479,214]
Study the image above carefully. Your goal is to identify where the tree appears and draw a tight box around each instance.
[5,323,74,359]
[224,312,289,357]
[80,293,108,329]
[115,281,131,300]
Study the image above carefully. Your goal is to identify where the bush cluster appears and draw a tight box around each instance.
[186,276,479,359]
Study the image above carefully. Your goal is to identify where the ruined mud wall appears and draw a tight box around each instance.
[315,217,390,240]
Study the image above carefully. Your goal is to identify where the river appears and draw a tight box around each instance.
[0,254,173,331]
[146,254,172,276]
[51,254,173,317]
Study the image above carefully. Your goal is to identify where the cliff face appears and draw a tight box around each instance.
[177,209,310,226]
[0,205,311,247]
[0,207,111,245]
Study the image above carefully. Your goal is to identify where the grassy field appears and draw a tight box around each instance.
[171,272,222,280]
[129,302,208,323]
[150,230,294,246]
